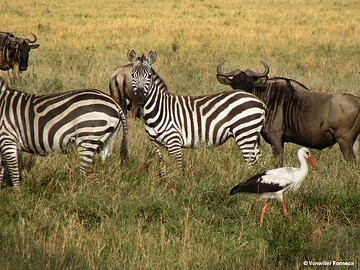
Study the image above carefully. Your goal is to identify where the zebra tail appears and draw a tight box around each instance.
[119,109,128,163]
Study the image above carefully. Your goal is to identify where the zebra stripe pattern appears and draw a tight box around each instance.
[0,77,128,188]
[128,50,266,177]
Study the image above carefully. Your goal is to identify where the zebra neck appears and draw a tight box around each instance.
[143,83,169,120]
[151,70,169,94]
[142,71,170,121]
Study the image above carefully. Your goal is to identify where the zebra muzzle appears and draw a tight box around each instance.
[134,90,146,106]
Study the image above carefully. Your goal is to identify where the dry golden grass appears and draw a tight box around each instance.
[1,0,359,269]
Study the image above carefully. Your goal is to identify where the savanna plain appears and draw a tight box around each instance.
[0,0,359,269]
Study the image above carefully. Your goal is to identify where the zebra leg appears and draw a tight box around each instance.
[0,153,4,189]
[155,145,166,178]
[99,125,121,162]
[235,136,260,165]
[1,142,21,187]
[77,143,99,174]
[166,144,183,172]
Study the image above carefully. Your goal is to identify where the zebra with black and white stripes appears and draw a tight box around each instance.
[128,50,266,177]
[0,77,128,188]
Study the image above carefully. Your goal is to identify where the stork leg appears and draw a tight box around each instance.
[259,199,271,227]
[281,199,288,218]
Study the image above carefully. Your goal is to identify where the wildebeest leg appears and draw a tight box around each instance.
[334,102,360,164]
[354,135,360,161]
[338,136,356,163]
[7,69,16,85]
[273,147,284,167]
[267,135,284,166]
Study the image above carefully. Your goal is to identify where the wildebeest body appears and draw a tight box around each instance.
[217,61,360,165]
[109,63,141,118]
[262,81,359,150]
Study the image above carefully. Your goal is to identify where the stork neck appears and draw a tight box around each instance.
[298,154,309,176]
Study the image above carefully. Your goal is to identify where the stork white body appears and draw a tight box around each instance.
[230,147,317,227]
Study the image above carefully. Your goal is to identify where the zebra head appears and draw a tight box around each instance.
[128,50,157,106]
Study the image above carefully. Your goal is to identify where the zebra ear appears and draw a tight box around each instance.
[127,50,137,63]
[146,51,157,65]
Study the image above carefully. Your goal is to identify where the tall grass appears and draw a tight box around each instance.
[1,0,359,269]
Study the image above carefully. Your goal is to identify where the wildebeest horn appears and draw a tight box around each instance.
[25,33,37,43]
[8,35,17,43]
[244,61,269,77]
[216,60,243,77]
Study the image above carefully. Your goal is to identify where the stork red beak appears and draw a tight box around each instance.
[306,156,317,170]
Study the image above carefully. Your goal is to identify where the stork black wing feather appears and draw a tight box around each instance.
[230,172,287,195]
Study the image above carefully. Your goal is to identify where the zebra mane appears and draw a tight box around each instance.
[137,54,146,62]
[151,68,169,94]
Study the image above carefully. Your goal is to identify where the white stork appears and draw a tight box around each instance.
[230,147,317,227]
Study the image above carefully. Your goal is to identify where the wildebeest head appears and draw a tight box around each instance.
[216,61,270,93]
[128,49,157,106]
[9,33,40,71]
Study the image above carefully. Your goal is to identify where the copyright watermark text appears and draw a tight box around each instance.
[303,260,355,266]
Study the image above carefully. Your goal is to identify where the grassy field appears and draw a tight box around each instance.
[1,0,359,269]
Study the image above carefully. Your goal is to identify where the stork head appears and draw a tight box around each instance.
[298,147,317,169]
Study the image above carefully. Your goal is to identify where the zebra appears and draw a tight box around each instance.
[128,50,266,177]
[0,77,128,188]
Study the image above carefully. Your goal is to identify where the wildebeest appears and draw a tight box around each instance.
[217,61,360,165]
[0,32,40,82]
[109,63,142,118]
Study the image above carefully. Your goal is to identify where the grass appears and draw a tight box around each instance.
[1,0,360,269]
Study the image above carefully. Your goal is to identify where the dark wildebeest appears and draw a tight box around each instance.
[109,63,142,118]
[0,32,40,82]
[217,61,360,166]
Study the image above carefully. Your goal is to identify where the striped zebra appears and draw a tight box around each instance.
[128,50,266,177]
[0,77,128,188]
